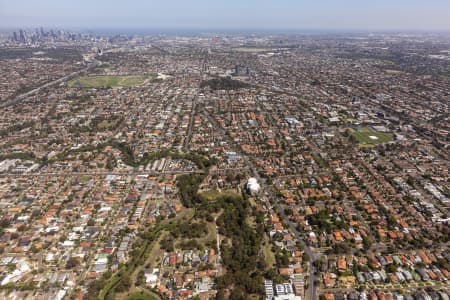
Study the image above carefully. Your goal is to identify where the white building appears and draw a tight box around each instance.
[246,177,261,195]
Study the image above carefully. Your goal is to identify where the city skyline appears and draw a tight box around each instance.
[1,0,450,32]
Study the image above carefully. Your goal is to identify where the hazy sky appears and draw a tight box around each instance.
[1,0,450,31]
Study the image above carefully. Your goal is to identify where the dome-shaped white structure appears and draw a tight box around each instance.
[247,177,261,195]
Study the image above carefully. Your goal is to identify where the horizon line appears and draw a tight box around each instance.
[1,26,450,35]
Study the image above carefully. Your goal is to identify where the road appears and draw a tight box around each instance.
[183,99,197,151]
[276,201,318,300]
[202,106,318,300]
[0,169,206,178]
[214,213,223,276]
[0,167,251,178]
[320,282,450,293]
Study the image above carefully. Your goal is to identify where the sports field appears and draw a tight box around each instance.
[351,127,393,146]
[68,75,147,88]
[232,47,272,53]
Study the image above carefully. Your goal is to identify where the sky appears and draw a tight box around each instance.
[1,0,450,32]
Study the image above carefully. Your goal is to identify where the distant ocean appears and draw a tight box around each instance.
[76,27,352,36]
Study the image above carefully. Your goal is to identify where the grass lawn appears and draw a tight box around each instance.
[351,127,393,146]
[248,197,257,207]
[126,291,157,300]
[79,175,91,183]
[232,47,271,53]
[68,75,148,88]
[385,69,404,75]
[246,215,256,228]
[199,189,240,202]
[263,235,276,269]
[199,189,222,201]
[144,232,165,264]
[176,220,216,250]
[197,221,216,244]
[98,119,119,130]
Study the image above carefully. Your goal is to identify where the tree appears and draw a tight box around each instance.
[230,285,246,300]
[362,235,374,249]
[66,257,79,269]
[115,274,131,292]
[176,174,205,207]
[284,208,293,216]
[200,78,250,91]
[0,219,10,229]
[386,264,398,273]
[303,252,310,262]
